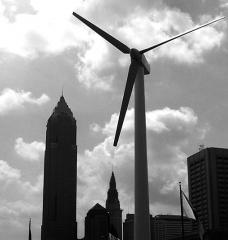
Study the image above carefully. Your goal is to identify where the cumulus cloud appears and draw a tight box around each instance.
[0,160,42,199]
[118,8,226,64]
[15,137,45,161]
[0,0,88,57]
[0,159,21,181]
[75,35,115,91]
[99,107,198,139]
[77,106,209,236]
[0,88,50,115]
[0,159,43,239]
[0,0,225,91]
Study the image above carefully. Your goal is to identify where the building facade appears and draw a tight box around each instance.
[106,172,122,240]
[123,214,154,240]
[187,147,228,239]
[85,203,110,240]
[154,215,195,240]
[123,214,134,240]
[41,96,77,240]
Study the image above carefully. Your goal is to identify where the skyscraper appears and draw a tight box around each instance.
[106,172,122,240]
[41,96,77,240]
[187,147,228,238]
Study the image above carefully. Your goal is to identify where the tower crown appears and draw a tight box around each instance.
[46,95,76,145]
[52,96,73,118]
[105,171,122,240]
[106,171,120,209]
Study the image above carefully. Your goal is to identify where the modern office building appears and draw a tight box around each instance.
[153,215,195,240]
[123,214,134,240]
[187,147,228,239]
[123,214,154,240]
[85,203,110,240]
[41,96,77,240]
[106,172,122,240]
[123,214,195,240]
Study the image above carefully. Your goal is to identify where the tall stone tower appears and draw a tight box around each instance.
[106,172,122,240]
[41,96,77,240]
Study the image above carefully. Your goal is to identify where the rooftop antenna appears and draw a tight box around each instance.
[199,144,205,151]
[72,12,225,240]
[61,84,64,97]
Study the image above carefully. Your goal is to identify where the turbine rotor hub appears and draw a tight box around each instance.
[130,48,150,75]
[130,48,141,62]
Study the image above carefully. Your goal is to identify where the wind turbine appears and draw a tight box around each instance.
[72,12,225,240]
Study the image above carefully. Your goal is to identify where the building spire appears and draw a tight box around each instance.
[106,171,122,240]
[106,171,120,209]
[61,84,65,97]
[110,171,116,189]
[52,96,73,118]
[28,218,32,240]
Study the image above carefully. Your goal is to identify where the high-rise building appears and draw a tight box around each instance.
[187,147,228,238]
[85,203,110,240]
[153,215,195,240]
[106,172,122,240]
[123,214,154,240]
[123,214,134,240]
[41,96,77,240]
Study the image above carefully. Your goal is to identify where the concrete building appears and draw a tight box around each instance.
[85,203,110,240]
[41,96,77,240]
[154,215,195,240]
[187,147,228,239]
[123,214,154,240]
[106,172,122,240]
[123,214,195,240]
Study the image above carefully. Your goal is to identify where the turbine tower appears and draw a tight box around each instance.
[72,12,225,240]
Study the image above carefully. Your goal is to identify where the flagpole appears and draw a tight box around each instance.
[179,182,184,240]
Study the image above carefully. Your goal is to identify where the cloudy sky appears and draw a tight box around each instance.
[0,0,228,239]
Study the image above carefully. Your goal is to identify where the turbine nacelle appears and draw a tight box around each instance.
[130,48,150,75]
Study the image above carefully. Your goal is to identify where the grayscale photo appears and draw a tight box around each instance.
[0,0,227,240]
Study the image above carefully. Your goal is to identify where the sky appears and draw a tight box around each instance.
[0,0,228,239]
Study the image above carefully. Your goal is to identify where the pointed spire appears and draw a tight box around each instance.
[106,171,120,209]
[61,84,65,97]
[110,171,116,189]
[28,218,32,240]
[52,96,73,117]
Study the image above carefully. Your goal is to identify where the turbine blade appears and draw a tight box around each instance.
[72,12,130,54]
[114,61,139,146]
[140,16,226,54]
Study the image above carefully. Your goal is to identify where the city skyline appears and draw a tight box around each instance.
[0,0,228,239]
